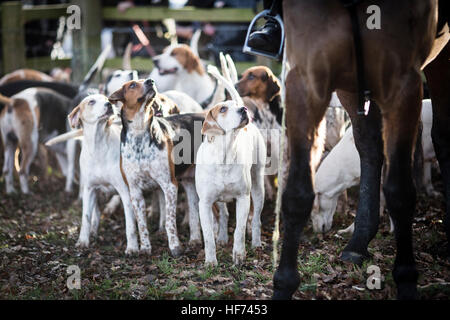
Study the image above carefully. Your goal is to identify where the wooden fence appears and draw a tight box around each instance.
[0,1,278,82]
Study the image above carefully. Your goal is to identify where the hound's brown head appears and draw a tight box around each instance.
[108,78,157,122]
[201,101,249,137]
[153,44,204,76]
[235,66,280,102]
[68,94,114,129]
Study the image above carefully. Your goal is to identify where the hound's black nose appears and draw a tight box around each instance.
[152,58,160,68]
[105,102,112,108]
[145,78,155,86]
[239,106,248,114]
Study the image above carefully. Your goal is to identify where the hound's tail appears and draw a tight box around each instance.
[45,128,84,146]
[207,65,244,106]
[79,44,112,92]
[190,29,202,57]
[207,53,240,108]
[122,42,132,70]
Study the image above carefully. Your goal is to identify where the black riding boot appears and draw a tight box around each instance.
[247,18,281,54]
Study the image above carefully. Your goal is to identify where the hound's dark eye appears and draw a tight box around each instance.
[88,100,95,106]
[129,82,136,89]
[220,106,227,113]
[114,73,121,77]
[247,73,255,80]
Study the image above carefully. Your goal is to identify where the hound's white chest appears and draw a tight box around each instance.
[120,131,163,189]
[80,147,118,192]
[195,138,253,202]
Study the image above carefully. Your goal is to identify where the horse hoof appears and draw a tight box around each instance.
[340,250,368,266]
[273,268,300,300]
[397,283,419,300]
[272,290,293,300]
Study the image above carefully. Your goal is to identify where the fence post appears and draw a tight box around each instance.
[1,1,26,74]
[70,0,101,84]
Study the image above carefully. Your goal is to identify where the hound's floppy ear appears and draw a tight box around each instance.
[266,72,281,102]
[108,87,125,103]
[201,108,225,136]
[68,106,81,129]
[173,45,204,75]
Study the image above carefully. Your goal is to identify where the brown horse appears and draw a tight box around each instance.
[275,0,449,299]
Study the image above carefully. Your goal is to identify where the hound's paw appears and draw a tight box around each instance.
[75,239,89,248]
[251,239,262,248]
[170,245,184,258]
[125,246,139,255]
[430,191,441,198]
[5,186,17,195]
[89,229,98,238]
[64,187,73,193]
[139,248,152,255]
[216,238,228,247]
[188,239,202,247]
[204,258,218,267]
[232,250,246,266]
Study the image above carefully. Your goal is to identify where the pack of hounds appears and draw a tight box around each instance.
[0,40,438,268]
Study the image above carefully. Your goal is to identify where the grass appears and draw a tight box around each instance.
[298,252,329,276]
[155,253,176,276]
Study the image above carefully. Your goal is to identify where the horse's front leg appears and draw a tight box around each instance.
[273,68,329,299]
[337,91,384,265]
[381,70,423,299]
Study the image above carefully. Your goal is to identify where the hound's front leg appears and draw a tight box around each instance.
[199,198,217,266]
[216,202,229,246]
[116,186,139,255]
[233,195,251,265]
[65,138,77,193]
[129,186,151,254]
[89,200,101,238]
[76,186,97,248]
[251,167,265,248]
[157,189,166,233]
[161,181,183,257]
[181,180,201,245]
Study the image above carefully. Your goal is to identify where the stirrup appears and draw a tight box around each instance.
[243,9,285,60]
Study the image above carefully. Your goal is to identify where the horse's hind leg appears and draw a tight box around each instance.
[337,91,384,265]
[273,68,328,299]
[424,42,450,259]
[382,71,422,300]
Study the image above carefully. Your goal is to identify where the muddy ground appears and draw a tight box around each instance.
[0,166,449,300]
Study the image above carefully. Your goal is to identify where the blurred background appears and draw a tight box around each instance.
[0,0,280,83]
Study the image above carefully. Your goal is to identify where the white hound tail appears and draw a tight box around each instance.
[207,65,244,107]
[45,129,84,146]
